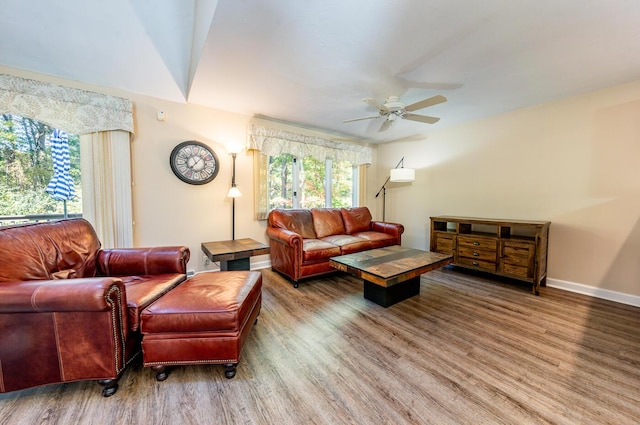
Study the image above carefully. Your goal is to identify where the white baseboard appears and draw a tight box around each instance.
[251,259,272,270]
[547,277,640,307]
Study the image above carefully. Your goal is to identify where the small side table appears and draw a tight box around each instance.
[201,238,270,271]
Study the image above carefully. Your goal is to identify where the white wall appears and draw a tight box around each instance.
[377,79,640,301]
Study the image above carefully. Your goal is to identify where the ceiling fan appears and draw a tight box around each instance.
[343,94,447,132]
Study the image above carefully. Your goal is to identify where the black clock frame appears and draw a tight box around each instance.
[169,140,220,185]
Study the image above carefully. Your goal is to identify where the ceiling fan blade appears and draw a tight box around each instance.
[343,115,380,123]
[403,113,440,124]
[362,98,388,112]
[404,95,447,112]
[378,118,394,132]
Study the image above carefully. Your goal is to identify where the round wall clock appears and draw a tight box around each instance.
[169,141,220,185]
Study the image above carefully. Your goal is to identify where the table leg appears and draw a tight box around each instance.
[363,276,421,308]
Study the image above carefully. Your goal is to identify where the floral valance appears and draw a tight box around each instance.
[247,124,372,165]
[0,74,133,134]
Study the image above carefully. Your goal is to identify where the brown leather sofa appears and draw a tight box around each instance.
[0,218,190,396]
[267,206,404,286]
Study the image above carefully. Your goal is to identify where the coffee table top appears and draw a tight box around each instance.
[201,238,270,262]
[329,245,453,287]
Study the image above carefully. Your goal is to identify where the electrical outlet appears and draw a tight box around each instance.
[203,254,211,266]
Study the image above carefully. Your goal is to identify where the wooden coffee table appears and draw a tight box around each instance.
[201,238,270,271]
[329,245,453,307]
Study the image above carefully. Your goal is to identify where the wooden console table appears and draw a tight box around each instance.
[430,216,550,295]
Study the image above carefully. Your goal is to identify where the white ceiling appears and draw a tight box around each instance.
[2,0,640,143]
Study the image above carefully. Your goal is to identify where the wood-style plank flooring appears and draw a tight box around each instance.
[1,267,639,424]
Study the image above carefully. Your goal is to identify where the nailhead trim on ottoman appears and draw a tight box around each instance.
[140,270,262,380]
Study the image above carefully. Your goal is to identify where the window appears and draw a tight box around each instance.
[267,154,356,210]
[0,114,81,220]
[249,124,371,219]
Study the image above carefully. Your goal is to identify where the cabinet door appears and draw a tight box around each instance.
[432,233,456,255]
[500,240,535,280]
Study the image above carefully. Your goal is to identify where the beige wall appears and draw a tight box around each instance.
[130,96,261,271]
[377,79,640,299]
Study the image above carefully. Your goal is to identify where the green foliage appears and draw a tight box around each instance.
[267,153,354,210]
[0,114,82,216]
[300,156,325,208]
[331,160,353,208]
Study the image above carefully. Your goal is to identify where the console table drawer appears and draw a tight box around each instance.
[458,247,496,262]
[457,257,496,272]
[458,236,496,251]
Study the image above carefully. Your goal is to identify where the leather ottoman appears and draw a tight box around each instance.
[140,270,262,380]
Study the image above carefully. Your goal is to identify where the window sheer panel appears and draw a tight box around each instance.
[253,152,269,220]
[80,131,133,248]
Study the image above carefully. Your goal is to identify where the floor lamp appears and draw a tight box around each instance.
[375,157,415,221]
[227,147,242,240]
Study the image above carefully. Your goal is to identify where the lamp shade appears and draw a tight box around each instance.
[390,168,415,182]
[227,186,242,198]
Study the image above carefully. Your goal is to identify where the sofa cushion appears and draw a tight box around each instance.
[341,207,372,234]
[321,234,372,254]
[268,209,317,239]
[302,239,342,261]
[351,231,397,249]
[311,208,346,238]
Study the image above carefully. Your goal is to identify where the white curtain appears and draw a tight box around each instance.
[80,131,133,248]
[0,74,134,246]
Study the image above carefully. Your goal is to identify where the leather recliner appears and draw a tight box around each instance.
[0,218,190,396]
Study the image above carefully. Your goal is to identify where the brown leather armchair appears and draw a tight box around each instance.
[0,218,190,396]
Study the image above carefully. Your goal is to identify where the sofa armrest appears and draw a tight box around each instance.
[97,246,190,276]
[0,277,126,313]
[371,221,405,243]
[266,227,303,248]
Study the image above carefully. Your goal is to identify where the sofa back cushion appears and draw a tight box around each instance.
[311,208,346,238]
[268,209,317,239]
[0,218,101,282]
[341,207,372,234]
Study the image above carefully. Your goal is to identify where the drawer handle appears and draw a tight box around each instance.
[473,252,480,256]
[473,241,480,246]
[472,261,479,266]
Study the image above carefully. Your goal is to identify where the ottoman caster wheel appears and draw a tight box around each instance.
[98,379,119,397]
[223,363,237,379]
[152,365,169,381]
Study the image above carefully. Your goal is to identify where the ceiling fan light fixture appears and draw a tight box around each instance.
[390,167,415,182]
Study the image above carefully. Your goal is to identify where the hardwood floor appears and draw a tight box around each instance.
[1,266,639,424]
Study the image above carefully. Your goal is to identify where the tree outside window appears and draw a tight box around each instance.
[0,114,81,217]
[267,153,355,210]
